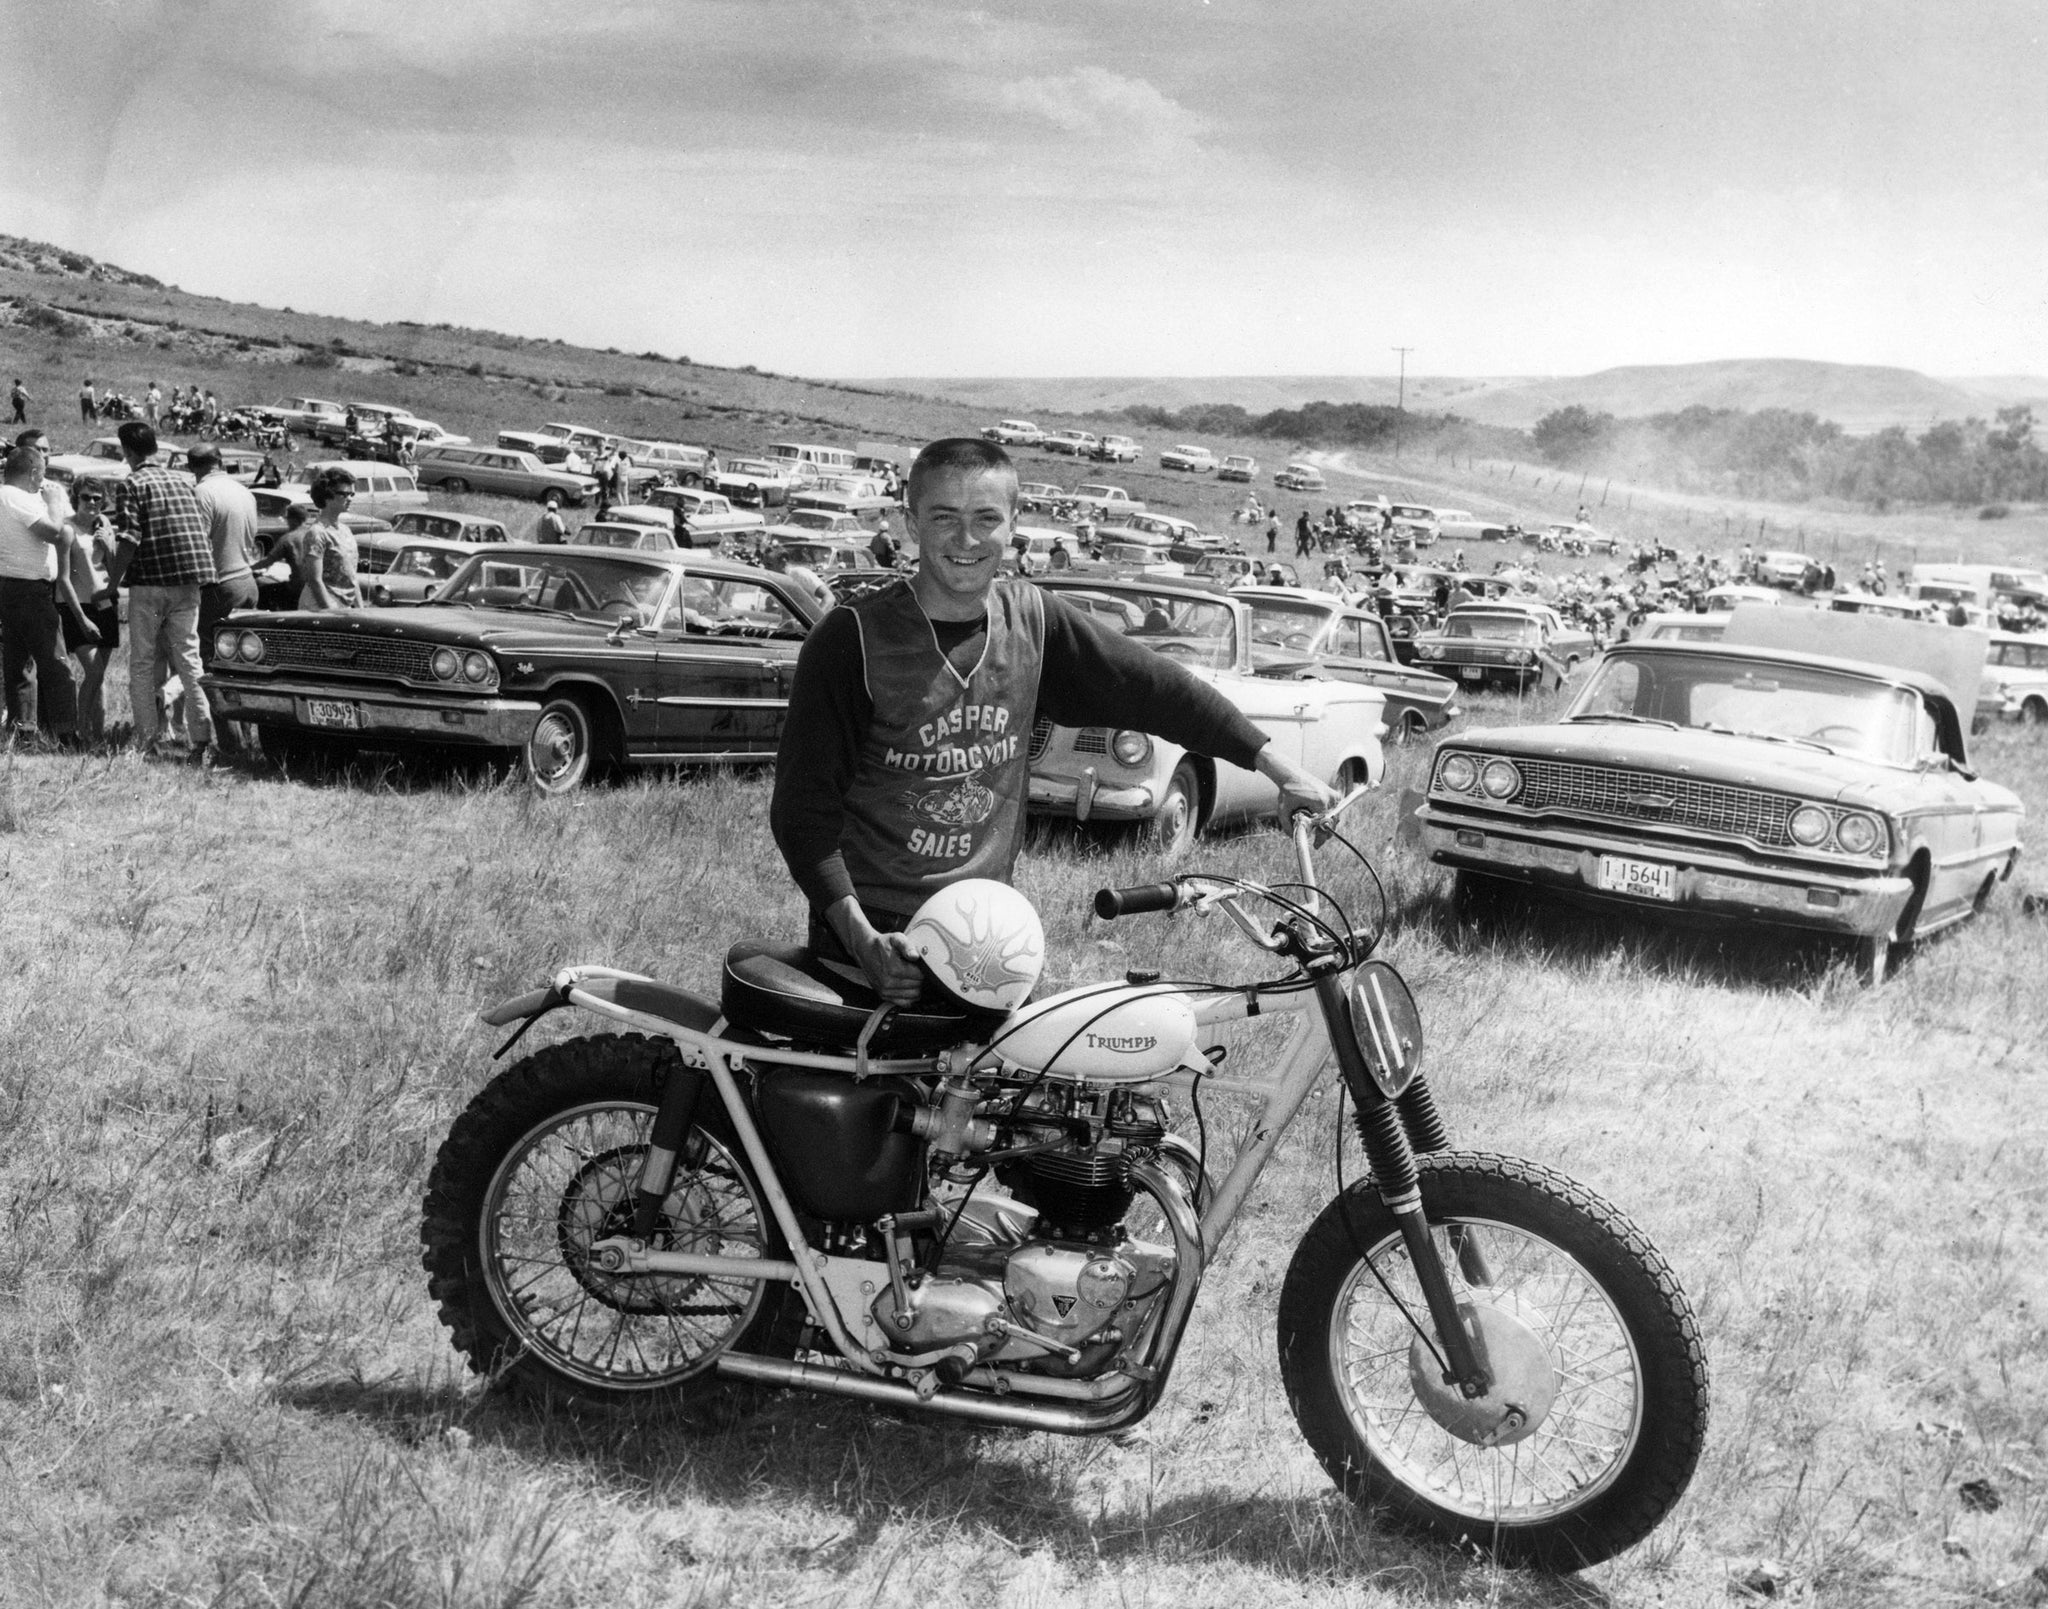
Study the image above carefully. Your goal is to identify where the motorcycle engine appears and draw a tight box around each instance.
[868,1087,1185,1376]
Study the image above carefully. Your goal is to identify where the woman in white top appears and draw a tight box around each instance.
[297,468,362,609]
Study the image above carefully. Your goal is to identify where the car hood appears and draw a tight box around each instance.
[233,605,635,652]
[1447,720,1933,809]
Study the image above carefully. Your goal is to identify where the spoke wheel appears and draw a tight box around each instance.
[1277,1152,1707,1569]
[422,1034,786,1409]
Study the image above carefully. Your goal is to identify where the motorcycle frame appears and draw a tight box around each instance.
[536,961,1337,1427]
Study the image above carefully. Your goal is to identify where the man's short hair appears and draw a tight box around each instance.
[118,421,159,457]
[2,445,38,479]
[906,437,1017,516]
[186,442,221,470]
[308,466,357,506]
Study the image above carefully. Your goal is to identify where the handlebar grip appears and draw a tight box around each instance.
[1094,882,1180,920]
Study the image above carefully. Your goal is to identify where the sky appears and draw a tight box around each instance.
[4,0,2046,379]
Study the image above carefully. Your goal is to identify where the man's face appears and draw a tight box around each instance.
[908,467,1015,612]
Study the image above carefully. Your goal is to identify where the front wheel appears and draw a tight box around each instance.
[442,477,470,494]
[522,694,608,794]
[1277,1152,1708,1570]
[1149,759,1200,857]
[420,1034,787,1410]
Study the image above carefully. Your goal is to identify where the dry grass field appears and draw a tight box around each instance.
[0,683,2041,1609]
[3,252,2046,1605]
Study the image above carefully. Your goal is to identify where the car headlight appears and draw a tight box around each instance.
[213,628,239,661]
[1417,642,1439,659]
[1835,812,1883,857]
[1512,648,1534,665]
[462,651,494,685]
[1480,759,1522,800]
[1438,753,1479,793]
[239,631,265,663]
[1789,804,1831,847]
[1110,729,1150,766]
[431,647,461,682]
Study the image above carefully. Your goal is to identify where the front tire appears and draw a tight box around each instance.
[421,1034,786,1411]
[522,694,608,794]
[1277,1152,1708,1570]
[443,477,470,494]
[1149,759,1200,857]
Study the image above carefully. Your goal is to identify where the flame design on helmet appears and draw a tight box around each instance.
[907,881,1044,1012]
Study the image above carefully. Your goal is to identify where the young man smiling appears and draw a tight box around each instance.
[771,436,1334,1004]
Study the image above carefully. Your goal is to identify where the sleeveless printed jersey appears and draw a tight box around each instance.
[839,578,1046,915]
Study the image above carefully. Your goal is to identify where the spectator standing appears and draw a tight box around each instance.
[610,451,633,510]
[1265,516,1278,554]
[79,378,97,424]
[201,390,219,429]
[296,467,362,610]
[536,494,567,544]
[868,524,900,568]
[144,382,162,425]
[101,421,217,759]
[190,444,261,755]
[1294,511,1313,558]
[0,443,80,746]
[63,481,117,742]
[8,380,29,425]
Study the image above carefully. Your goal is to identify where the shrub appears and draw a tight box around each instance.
[1979,503,2010,520]
[295,347,339,369]
[393,360,420,377]
[21,303,82,337]
[603,382,634,397]
[466,361,485,378]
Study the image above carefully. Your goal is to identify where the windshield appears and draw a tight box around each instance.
[1568,649,1929,764]
[658,575,808,639]
[434,552,673,624]
[1444,613,1539,643]
[1247,598,1331,651]
[1046,587,1237,668]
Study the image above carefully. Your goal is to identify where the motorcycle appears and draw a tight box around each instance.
[421,803,1709,1570]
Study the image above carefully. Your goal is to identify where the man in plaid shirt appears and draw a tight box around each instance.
[102,421,217,757]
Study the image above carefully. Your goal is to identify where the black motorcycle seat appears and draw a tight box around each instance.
[720,942,972,1054]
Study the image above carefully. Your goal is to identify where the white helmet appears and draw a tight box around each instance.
[903,879,1044,1014]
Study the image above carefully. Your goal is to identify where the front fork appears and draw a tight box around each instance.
[1311,968,1494,1397]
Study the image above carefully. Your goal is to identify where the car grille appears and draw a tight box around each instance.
[1514,758,1795,847]
[1073,728,1108,755]
[249,628,441,684]
[1031,715,1054,760]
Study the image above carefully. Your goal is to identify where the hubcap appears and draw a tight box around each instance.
[1406,1298,1560,1446]
[530,713,579,781]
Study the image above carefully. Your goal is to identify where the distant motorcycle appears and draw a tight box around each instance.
[423,803,1709,1570]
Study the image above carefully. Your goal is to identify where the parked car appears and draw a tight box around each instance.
[982,420,1045,447]
[572,521,680,552]
[1091,434,1140,463]
[1535,521,1622,555]
[251,487,391,547]
[388,511,510,544]
[1026,576,1386,852]
[771,507,868,540]
[1217,454,1258,483]
[1236,587,1461,741]
[497,430,588,472]
[1628,612,1731,644]
[1273,462,1326,493]
[1188,552,1259,586]
[1017,482,1066,514]
[647,485,767,546]
[1408,601,1597,692]
[204,547,823,793]
[295,460,426,517]
[1110,511,1206,547]
[712,457,799,508]
[1004,525,1077,575]
[618,439,711,485]
[1704,584,1787,613]
[1982,632,2048,726]
[414,444,599,505]
[1387,504,1442,544]
[267,397,348,435]
[1159,444,1217,473]
[349,403,467,446]
[1417,636,2025,979]
[356,534,484,605]
[1043,430,1099,458]
[1754,549,1823,591]
[1062,483,1146,520]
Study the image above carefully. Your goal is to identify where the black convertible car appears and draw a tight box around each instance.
[203,546,823,791]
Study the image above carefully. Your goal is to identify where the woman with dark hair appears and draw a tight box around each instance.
[297,468,362,609]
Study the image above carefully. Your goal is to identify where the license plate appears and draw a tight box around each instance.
[1596,855,1676,901]
[1461,665,1484,681]
[302,698,361,730]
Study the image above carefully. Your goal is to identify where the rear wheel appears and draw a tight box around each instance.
[2023,697,2047,727]
[1277,1153,1709,1569]
[443,477,470,494]
[421,1034,787,1411]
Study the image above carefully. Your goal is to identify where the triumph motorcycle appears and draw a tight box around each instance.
[421,803,1709,1570]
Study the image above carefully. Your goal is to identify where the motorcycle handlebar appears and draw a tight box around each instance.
[1093,881,1182,920]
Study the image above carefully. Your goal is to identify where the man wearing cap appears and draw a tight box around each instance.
[771,436,1336,1006]
[100,421,217,758]
[537,493,567,544]
[191,443,261,754]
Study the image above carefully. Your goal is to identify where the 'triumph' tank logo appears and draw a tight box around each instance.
[1086,1032,1157,1054]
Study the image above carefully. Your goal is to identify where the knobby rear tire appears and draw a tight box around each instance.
[1276,1151,1708,1570]
[420,1033,788,1412]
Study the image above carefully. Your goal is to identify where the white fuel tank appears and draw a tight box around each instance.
[993,984,1197,1084]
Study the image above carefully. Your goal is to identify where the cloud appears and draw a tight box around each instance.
[996,67,1205,151]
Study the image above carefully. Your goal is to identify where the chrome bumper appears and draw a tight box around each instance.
[202,674,541,747]
[1028,769,1156,823]
[1419,811,1915,938]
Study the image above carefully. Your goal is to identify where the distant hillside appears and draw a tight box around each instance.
[876,359,2048,436]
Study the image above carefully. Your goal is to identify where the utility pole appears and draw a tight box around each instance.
[1391,347,1413,459]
